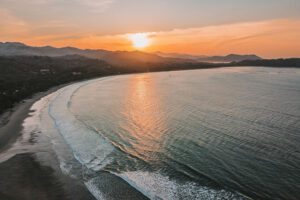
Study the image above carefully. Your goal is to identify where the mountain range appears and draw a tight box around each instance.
[0,42,262,66]
[155,51,262,63]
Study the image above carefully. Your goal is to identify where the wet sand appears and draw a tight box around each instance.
[0,86,66,152]
[0,153,96,200]
[0,84,96,200]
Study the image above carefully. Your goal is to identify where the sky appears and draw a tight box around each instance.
[1,0,300,58]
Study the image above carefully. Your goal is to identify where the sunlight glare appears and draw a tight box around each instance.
[129,33,151,49]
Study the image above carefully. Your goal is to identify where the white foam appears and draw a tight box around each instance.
[84,178,108,200]
[116,171,247,200]
[48,78,115,171]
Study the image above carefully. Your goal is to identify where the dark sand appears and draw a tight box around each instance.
[0,86,65,152]
[0,85,96,200]
[0,84,149,200]
[0,153,96,200]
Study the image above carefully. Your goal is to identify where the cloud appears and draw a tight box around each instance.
[0,8,28,38]
[76,0,114,7]
[144,18,300,57]
[75,0,115,12]
[1,0,57,4]
[22,0,114,11]
[2,0,115,12]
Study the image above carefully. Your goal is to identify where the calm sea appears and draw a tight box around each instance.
[35,67,300,199]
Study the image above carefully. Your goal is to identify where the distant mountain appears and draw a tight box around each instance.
[154,51,262,63]
[98,50,170,66]
[154,51,206,60]
[233,58,300,68]
[0,42,184,67]
[199,54,262,63]
[0,42,262,67]
[0,42,105,57]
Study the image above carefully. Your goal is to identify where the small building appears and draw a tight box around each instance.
[40,69,50,74]
[72,72,82,76]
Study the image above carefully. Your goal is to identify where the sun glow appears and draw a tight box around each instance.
[128,33,151,49]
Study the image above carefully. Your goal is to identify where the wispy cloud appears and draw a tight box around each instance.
[3,0,115,12]
[84,0,115,12]
[0,8,28,38]
[144,18,300,57]
[2,0,57,4]
[75,0,115,8]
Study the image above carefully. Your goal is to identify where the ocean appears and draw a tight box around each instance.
[24,67,300,199]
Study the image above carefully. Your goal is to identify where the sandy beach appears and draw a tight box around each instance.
[0,81,149,200]
[0,85,64,152]
[0,85,97,200]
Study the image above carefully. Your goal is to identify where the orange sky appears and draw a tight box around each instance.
[4,18,298,58]
[1,0,300,58]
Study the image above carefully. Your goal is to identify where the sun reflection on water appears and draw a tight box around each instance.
[120,74,167,160]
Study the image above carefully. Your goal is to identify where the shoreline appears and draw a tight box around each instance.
[0,81,99,200]
[0,74,107,151]
[0,84,69,152]
[0,76,150,200]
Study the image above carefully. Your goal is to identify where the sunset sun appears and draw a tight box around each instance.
[129,33,151,49]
